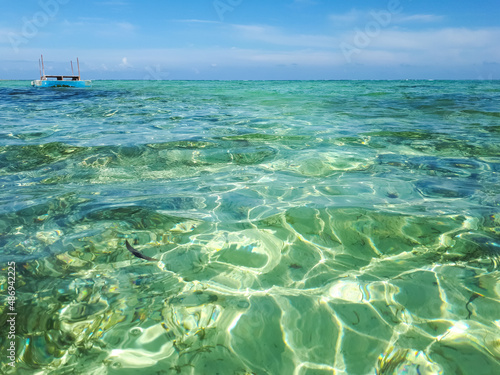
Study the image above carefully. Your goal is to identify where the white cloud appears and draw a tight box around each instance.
[366,28,500,51]
[119,57,132,68]
[61,18,137,37]
[232,24,338,48]
[1,20,499,79]
[329,9,361,26]
[116,22,135,32]
[395,14,444,23]
[173,19,222,25]
[340,27,500,65]
[329,10,444,26]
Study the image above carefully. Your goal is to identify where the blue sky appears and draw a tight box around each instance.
[1,0,499,79]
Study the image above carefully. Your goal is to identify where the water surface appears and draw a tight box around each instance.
[1,80,500,374]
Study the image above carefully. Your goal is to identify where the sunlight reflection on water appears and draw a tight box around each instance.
[1,80,499,374]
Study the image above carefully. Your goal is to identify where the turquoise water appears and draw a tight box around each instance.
[1,80,499,374]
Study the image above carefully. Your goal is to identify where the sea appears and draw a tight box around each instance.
[0,80,499,375]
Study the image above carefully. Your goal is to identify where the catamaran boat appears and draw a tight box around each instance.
[31,55,91,88]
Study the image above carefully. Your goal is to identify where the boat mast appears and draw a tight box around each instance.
[41,54,46,80]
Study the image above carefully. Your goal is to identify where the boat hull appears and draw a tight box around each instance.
[31,80,92,88]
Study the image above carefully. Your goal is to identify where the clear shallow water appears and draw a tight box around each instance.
[0,80,499,374]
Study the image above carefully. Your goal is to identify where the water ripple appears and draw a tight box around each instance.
[1,80,500,374]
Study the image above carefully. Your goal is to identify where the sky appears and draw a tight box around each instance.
[1,0,499,80]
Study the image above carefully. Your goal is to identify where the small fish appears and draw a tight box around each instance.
[125,240,158,261]
[465,292,483,319]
